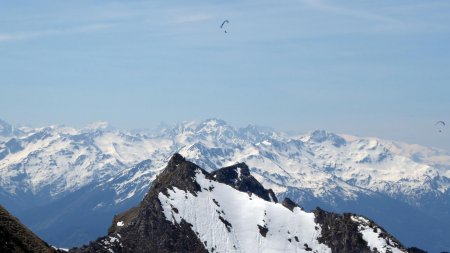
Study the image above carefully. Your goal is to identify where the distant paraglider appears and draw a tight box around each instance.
[435,121,446,133]
[220,20,229,33]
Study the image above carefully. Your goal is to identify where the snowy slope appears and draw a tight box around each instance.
[0,118,449,251]
[0,124,171,201]
[159,168,332,253]
[158,167,408,253]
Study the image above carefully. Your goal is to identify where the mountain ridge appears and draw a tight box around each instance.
[0,204,63,253]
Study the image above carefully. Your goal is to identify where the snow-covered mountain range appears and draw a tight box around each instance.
[0,118,449,252]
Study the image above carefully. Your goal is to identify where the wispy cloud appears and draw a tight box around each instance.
[302,0,397,23]
[0,23,112,42]
[174,14,213,24]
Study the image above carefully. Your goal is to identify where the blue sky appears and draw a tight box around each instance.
[1,0,450,149]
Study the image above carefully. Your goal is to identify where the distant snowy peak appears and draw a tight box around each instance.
[162,119,280,143]
[0,119,12,136]
[303,130,347,147]
[0,118,23,138]
[197,118,228,130]
[71,154,411,253]
[164,118,225,133]
[83,121,111,132]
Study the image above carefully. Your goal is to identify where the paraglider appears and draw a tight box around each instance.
[220,20,229,33]
[435,121,446,133]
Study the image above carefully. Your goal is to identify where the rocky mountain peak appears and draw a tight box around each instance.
[147,153,207,198]
[0,118,12,136]
[83,121,111,132]
[73,154,210,253]
[199,118,228,128]
[167,152,186,167]
[211,163,278,202]
[307,130,347,147]
[0,118,23,137]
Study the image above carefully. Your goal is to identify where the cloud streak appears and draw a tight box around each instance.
[302,0,397,23]
[0,23,112,42]
[175,14,213,24]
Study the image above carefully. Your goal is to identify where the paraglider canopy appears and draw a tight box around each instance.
[435,121,446,133]
[220,20,229,33]
[220,20,229,29]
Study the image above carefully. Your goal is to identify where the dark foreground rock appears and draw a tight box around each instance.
[0,205,61,253]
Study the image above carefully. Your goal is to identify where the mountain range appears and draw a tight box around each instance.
[1,154,426,253]
[0,118,449,252]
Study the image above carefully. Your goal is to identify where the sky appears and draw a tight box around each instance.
[1,0,450,149]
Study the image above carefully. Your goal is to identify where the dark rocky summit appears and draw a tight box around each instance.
[0,205,60,253]
[70,153,208,253]
[211,162,278,202]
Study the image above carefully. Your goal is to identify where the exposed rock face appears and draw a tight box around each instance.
[407,247,427,253]
[281,197,301,211]
[314,207,412,253]
[69,154,423,253]
[211,162,278,202]
[314,208,374,253]
[0,205,59,253]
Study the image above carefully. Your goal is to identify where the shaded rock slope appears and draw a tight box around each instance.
[0,205,62,253]
[69,154,422,253]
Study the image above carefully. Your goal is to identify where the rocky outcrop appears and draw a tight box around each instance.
[407,247,427,253]
[314,207,374,253]
[0,205,60,253]
[314,207,419,253]
[281,197,301,211]
[211,162,277,202]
